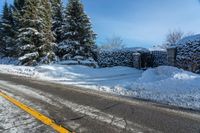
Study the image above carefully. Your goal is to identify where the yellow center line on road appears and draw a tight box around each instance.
[0,91,74,133]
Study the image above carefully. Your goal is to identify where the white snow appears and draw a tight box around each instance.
[176,34,200,45]
[0,56,19,65]
[0,64,200,110]
[18,52,39,61]
[100,47,149,53]
[149,46,167,51]
[129,66,200,109]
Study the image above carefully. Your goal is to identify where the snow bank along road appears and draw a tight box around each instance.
[0,73,200,133]
[1,64,200,110]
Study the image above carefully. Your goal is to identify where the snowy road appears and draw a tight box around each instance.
[0,93,54,133]
[0,73,200,133]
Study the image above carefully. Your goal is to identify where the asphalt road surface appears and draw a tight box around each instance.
[0,73,200,133]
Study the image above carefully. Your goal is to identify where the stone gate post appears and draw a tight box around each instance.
[167,47,177,66]
[133,53,141,69]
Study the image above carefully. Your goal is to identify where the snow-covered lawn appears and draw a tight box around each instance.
[0,64,200,110]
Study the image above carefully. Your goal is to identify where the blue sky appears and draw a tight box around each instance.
[1,0,200,48]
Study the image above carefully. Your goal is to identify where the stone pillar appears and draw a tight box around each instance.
[167,47,177,66]
[133,53,141,69]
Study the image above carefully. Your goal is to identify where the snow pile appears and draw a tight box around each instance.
[35,65,142,87]
[175,34,200,73]
[130,66,200,109]
[0,64,200,110]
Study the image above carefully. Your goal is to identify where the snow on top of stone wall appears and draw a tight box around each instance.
[100,47,149,53]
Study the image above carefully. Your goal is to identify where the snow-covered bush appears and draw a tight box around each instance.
[151,50,167,67]
[176,34,200,73]
[58,56,98,68]
[97,48,151,68]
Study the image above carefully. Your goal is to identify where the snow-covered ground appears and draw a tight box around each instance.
[0,64,200,110]
[0,57,19,65]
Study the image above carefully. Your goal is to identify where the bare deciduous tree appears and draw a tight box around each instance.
[163,30,195,48]
[166,30,184,45]
[100,36,125,49]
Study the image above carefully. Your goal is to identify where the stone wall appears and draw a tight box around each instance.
[97,48,173,69]
[97,48,151,68]
[176,41,200,73]
[167,47,177,66]
[132,53,141,69]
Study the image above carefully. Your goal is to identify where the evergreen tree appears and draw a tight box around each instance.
[0,2,15,56]
[50,0,64,43]
[13,0,25,11]
[39,0,57,64]
[58,0,96,61]
[11,0,26,56]
[12,0,25,24]
[16,0,56,65]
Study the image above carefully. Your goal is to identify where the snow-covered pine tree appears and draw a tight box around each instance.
[0,2,15,57]
[59,0,96,61]
[50,0,64,43]
[16,0,42,65]
[13,0,25,12]
[10,0,26,57]
[12,0,25,26]
[39,0,57,64]
[16,0,56,65]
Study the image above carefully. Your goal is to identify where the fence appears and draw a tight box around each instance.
[151,50,168,67]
